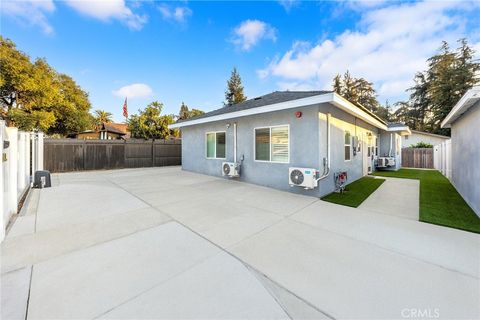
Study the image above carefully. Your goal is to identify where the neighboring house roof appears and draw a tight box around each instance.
[170,91,388,130]
[441,86,480,128]
[101,123,128,135]
[410,130,449,139]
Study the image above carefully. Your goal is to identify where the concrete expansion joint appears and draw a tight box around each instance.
[91,251,225,320]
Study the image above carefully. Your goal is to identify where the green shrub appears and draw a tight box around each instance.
[410,141,433,148]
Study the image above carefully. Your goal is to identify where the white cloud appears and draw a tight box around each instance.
[258,1,480,102]
[1,0,55,34]
[64,0,147,30]
[232,20,277,51]
[278,0,299,12]
[158,4,192,23]
[113,83,153,98]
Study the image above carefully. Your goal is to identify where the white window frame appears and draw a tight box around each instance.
[253,124,290,164]
[344,130,351,162]
[205,131,226,160]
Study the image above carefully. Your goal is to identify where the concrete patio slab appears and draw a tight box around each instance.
[2,167,479,320]
[1,266,31,320]
[359,177,419,220]
[27,222,220,319]
[230,186,319,217]
[2,207,171,273]
[102,252,289,319]
[200,209,282,248]
[35,182,149,232]
[230,219,480,319]
[291,200,480,278]
[6,189,40,239]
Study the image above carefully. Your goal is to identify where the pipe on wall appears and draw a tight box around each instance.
[317,113,331,181]
[389,133,393,157]
[233,122,237,163]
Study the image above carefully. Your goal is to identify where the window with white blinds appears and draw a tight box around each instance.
[255,125,289,163]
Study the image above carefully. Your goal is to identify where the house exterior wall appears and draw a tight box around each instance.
[378,132,402,170]
[181,102,379,197]
[402,132,449,147]
[450,102,480,216]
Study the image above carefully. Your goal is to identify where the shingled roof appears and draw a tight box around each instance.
[177,91,332,123]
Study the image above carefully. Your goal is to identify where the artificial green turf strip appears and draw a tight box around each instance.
[373,169,480,234]
[321,177,385,208]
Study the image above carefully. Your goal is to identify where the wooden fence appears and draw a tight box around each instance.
[44,139,181,172]
[401,147,434,169]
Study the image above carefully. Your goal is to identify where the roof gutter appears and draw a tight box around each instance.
[441,86,480,128]
[170,92,387,130]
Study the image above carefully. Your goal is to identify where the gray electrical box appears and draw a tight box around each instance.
[33,170,52,188]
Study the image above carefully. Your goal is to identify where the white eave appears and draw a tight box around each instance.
[387,126,411,136]
[169,92,388,130]
[441,86,480,128]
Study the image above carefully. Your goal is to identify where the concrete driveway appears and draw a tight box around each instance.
[2,167,479,319]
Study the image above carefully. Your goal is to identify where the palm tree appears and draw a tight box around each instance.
[93,109,113,129]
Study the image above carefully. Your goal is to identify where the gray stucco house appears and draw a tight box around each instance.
[441,86,480,216]
[170,91,410,197]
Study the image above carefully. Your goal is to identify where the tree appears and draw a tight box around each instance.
[179,102,190,120]
[332,70,379,113]
[48,74,92,135]
[396,39,479,135]
[93,110,113,128]
[225,67,246,106]
[127,101,175,139]
[0,37,92,134]
[375,100,394,123]
[178,102,205,120]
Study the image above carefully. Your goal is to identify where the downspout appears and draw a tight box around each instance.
[389,133,393,157]
[233,122,237,163]
[317,113,331,181]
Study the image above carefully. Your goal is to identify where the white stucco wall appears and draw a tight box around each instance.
[402,131,449,147]
[450,102,480,216]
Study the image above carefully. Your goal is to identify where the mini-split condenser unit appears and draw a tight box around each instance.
[222,162,240,177]
[377,157,396,168]
[289,167,318,189]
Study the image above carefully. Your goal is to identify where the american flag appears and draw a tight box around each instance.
[122,97,128,118]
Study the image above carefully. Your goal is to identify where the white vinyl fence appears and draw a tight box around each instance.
[1,120,44,241]
[433,139,452,180]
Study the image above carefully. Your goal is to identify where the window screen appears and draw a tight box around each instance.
[344,131,351,161]
[255,128,270,161]
[206,132,225,159]
[206,133,215,158]
[216,132,226,158]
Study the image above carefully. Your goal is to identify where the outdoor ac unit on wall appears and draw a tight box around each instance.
[377,157,396,168]
[289,167,318,189]
[222,162,240,177]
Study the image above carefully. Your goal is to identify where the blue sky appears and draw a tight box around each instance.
[2,1,480,122]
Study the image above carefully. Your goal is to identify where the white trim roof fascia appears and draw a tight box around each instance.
[387,126,411,135]
[170,92,388,130]
[441,86,480,128]
[170,93,332,129]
